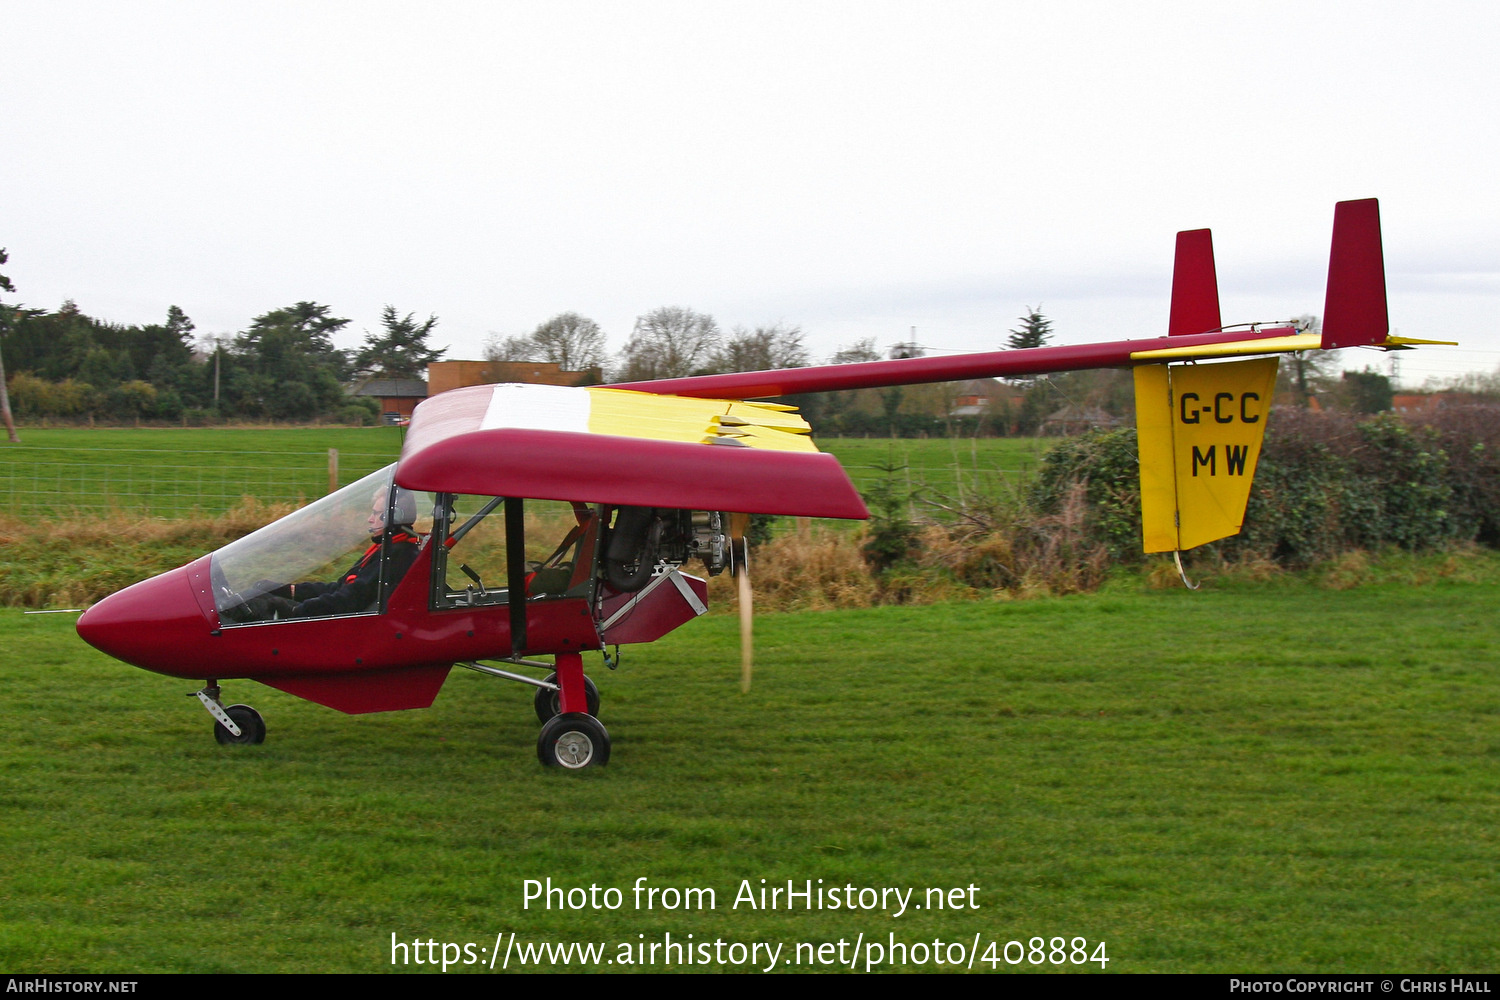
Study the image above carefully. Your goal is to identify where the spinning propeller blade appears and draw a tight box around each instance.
[729,512,753,692]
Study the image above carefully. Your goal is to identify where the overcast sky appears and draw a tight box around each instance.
[8,0,1498,387]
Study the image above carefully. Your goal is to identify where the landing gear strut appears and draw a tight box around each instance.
[533,672,600,723]
[457,653,613,769]
[195,682,266,746]
[535,652,610,768]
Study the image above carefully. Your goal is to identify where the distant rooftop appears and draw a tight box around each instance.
[351,379,428,398]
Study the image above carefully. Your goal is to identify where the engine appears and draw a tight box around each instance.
[601,506,729,592]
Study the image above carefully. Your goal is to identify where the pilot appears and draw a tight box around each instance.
[245,486,422,619]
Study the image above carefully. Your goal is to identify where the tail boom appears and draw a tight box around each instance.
[613,325,1302,401]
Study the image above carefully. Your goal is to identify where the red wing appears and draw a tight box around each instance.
[396,383,868,519]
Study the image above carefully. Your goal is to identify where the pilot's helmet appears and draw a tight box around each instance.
[388,486,419,526]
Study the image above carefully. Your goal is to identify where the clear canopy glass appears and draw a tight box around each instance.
[211,465,431,621]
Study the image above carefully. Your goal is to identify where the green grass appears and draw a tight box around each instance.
[819,436,1055,497]
[0,428,1047,519]
[0,427,405,517]
[2,570,1497,973]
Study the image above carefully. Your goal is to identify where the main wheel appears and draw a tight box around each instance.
[533,672,600,723]
[537,713,610,769]
[213,704,266,746]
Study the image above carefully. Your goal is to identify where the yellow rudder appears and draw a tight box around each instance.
[1134,358,1279,553]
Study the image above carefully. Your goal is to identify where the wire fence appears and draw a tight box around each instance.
[0,440,1052,522]
[0,448,398,519]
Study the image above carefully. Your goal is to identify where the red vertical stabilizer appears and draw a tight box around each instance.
[1168,228,1222,337]
[1321,198,1389,349]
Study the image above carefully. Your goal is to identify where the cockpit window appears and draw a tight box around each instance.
[430,494,596,609]
[211,464,433,624]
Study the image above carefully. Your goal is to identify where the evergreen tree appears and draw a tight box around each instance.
[355,306,444,379]
[1007,307,1053,351]
[230,302,351,419]
[1339,368,1395,413]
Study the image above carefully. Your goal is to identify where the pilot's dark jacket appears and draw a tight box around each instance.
[290,529,422,617]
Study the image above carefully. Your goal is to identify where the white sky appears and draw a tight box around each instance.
[8,0,1498,387]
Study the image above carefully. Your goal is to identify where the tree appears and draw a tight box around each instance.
[239,301,351,377]
[1015,377,1065,435]
[0,248,17,441]
[356,306,445,380]
[829,338,882,365]
[483,333,543,364]
[167,304,193,338]
[1278,315,1339,408]
[123,305,198,405]
[616,306,721,381]
[713,322,809,373]
[482,314,606,377]
[1338,368,1394,414]
[230,302,351,419]
[528,312,606,373]
[1007,307,1053,351]
[811,339,886,432]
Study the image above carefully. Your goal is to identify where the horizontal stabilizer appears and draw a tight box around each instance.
[1169,229,1223,337]
[1132,330,1314,360]
[1321,198,1390,349]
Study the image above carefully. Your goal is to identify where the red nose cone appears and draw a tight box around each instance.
[77,558,216,679]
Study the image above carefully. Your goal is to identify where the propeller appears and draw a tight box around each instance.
[728,512,753,693]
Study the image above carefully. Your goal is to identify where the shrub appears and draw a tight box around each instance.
[1030,428,1142,561]
[1408,404,1500,546]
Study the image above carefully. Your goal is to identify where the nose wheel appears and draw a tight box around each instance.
[214,704,266,745]
[195,683,266,745]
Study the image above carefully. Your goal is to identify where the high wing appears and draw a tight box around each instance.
[394,382,868,519]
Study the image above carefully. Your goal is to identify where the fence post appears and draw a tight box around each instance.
[328,449,338,494]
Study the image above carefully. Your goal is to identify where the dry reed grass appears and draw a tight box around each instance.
[702,485,1114,613]
[705,524,877,612]
[0,499,295,607]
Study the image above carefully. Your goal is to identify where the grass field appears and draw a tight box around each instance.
[0,427,406,517]
[0,428,1054,519]
[817,436,1054,497]
[2,567,1497,973]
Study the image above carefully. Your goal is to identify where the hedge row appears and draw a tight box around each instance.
[1033,406,1500,567]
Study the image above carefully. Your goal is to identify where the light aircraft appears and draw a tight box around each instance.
[76,199,1447,769]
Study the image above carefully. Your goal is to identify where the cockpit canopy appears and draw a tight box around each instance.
[211,465,431,622]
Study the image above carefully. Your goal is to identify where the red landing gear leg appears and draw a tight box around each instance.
[554,652,589,715]
[536,651,611,769]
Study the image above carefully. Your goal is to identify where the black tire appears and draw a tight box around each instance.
[533,672,600,723]
[537,713,610,769]
[213,704,266,746]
